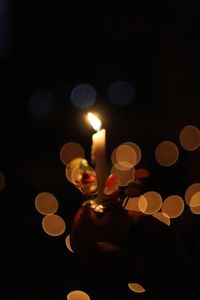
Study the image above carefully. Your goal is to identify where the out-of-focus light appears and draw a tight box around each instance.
[190,191,200,208]
[110,164,135,186]
[179,125,200,151]
[42,214,66,236]
[138,191,162,215]
[152,212,170,226]
[65,157,83,183]
[60,142,85,165]
[29,90,54,117]
[111,142,142,169]
[162,195,184,218]
[65,165,80,184]
[67,290,90,300]
[70,83,96,109]
[184,183,200,206]
[188,191,200,215]
[124,142,142,166]
[190,205,200,215]
[108,81,136,106]
[125,197,141,211]
[155,141,179,167]
[116,144,137,168]
[128,283,146,293]
[65,235,73,253]
[0,171,6,191]
[35,192,58,215]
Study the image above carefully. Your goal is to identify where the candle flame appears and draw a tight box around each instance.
[87,112,102,131]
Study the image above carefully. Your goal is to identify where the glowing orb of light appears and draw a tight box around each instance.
[125,197,141,212]
[179,125,200,151]
[29,90,54,117]
[70,83,96,109]
[128,283,146,293]
[42,214,66,236]
[152,212,170,226]
[110,164,135,186]
[60,142,85,165]
[108,81,136,106]
[35,192,58,215]
[65,157,84,183]
[155,141,179,167]
[123,142,142,166]
[65,165,80,184]
[138,191,162,215]
[65,235,73,253]
[190,191,200,208]
[67,290,90,300]
[189,191,200,215]
[190,205,200,215]
[162,195,184,218]
[68,157,84,171]
[116,144,137,168]
[111,142,142,169]
[184,183,200,206]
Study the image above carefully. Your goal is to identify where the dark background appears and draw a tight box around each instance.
[1,1,200,299]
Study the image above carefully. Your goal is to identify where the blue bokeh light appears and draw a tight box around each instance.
[29,90,54,117]
[70,83,96,109]
[108,81,136,106]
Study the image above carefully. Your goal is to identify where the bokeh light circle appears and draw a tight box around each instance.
[110,164,135,186]
[155,141,179,167]
[128,283,146,293]
[124,142,142,166]
[29,90,54,117]
[179,125,200,151]
[111,147,119,166]
[65,235,73,252]
[125,197,141,212]
[70,83,96,109]
[0,171,6,192]
[188,191,200,215]
[60,142,85,165]
[67,290,90,300]
[35,192,59,215]
[152,212,170,226]
[162,195,184,218]
[190,191,200,208]
[111,146,133,169]
[137,195,148,213]
[138,191,162,215]
[190,205,200,215]
[108,81,136,106]
[65,166,80,184]
[116,144,138,168]
[111,142,142,169]
[42,214,66,236]
[68,157,84,172]
[184,183,200,206]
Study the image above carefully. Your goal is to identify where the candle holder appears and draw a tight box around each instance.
[66,152,150,268]
[66,155,148,211]
[35,122,200,298]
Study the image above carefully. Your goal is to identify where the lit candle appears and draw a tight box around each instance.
[87,112,106,203]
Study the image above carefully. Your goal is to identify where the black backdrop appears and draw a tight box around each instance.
[1,1,200,299]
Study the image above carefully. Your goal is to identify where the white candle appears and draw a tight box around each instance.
[88,113,106,203]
